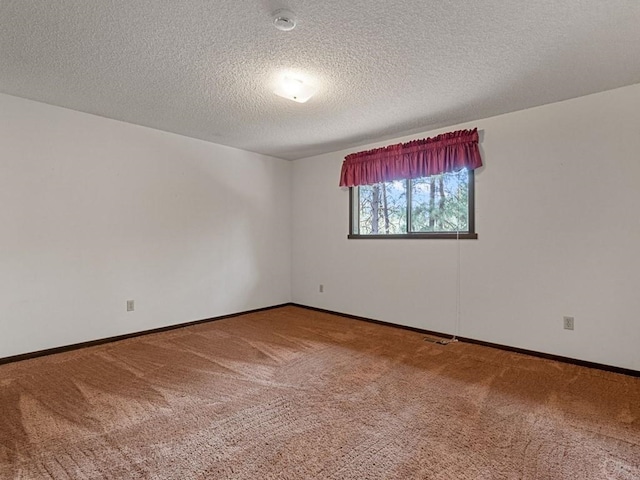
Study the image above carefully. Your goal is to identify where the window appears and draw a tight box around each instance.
[349,169,476,239]
[340,128,482,239]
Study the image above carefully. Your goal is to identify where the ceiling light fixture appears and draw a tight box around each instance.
[274,76,316,103]
[273,9,297,31]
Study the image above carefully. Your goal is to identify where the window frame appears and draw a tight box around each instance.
[348,170,478,239]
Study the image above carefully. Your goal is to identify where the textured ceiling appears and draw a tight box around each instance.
[1,1,639,160]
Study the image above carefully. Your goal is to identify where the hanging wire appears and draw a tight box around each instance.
[430,169,463,346]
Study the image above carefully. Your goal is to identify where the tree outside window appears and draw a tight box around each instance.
[351,169,476,239]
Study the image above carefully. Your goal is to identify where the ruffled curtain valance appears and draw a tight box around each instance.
[339,128,483,187]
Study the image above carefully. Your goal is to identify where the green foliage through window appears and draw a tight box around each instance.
[352,169,474,237]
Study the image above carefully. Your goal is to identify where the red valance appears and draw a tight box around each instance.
[339,128,482,187]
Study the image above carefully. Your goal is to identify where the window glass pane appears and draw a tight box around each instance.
[410,170,468,233]
[358,181,407,234]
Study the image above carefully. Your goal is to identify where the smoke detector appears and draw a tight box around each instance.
[273,9,297,31]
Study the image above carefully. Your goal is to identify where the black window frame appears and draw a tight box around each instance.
[348,170,477,239]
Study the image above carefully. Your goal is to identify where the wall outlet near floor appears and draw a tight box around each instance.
[127,300,135,312]
[563,316,574,330]
[319,284,324,293]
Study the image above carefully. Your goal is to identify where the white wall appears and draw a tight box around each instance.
[0,93,291,358]
[292,83,640,371]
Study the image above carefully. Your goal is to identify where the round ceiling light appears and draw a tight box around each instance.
[273,9,297,31]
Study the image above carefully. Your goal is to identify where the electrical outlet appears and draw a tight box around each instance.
[127,300,135,312]
[563,316,574,330]
[319,284,324,293]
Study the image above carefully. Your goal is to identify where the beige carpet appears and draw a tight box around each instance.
[1,306,638,479]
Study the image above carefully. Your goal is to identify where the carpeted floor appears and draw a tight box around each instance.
[1,306,638,479]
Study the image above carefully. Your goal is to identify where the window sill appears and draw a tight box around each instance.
[348,233,478,240]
